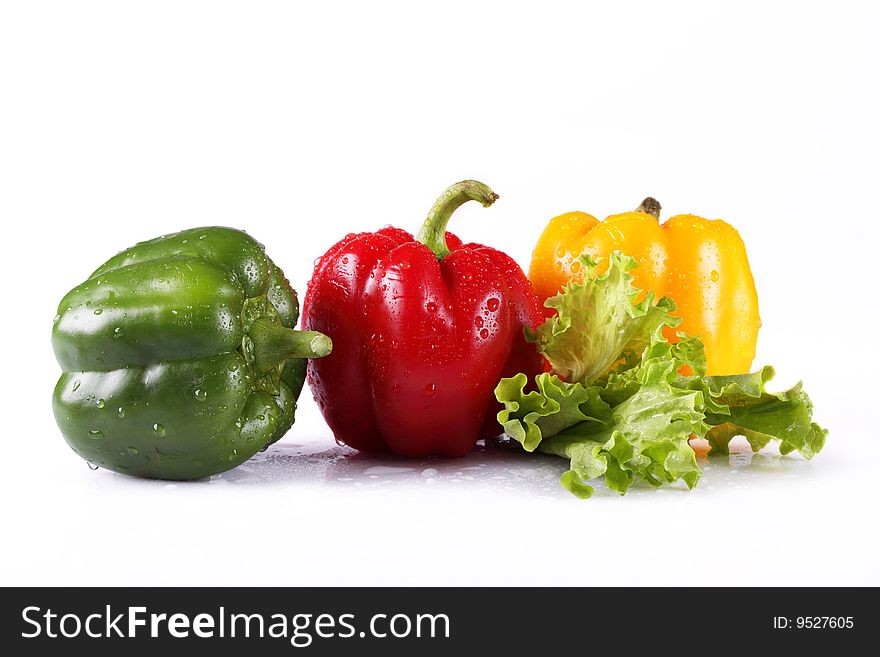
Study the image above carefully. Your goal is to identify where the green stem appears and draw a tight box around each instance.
[249,318,332,374]
[636,197,662,219]
[416,180,499,261]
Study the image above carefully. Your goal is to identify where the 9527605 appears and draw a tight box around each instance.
[773,617,855,629]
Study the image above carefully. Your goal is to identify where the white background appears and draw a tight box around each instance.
[1,1,878,586]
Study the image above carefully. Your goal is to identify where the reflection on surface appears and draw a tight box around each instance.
[209,435,816,498]
[220,438,567,497]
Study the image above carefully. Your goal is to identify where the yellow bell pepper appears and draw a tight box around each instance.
[528,198,760,375]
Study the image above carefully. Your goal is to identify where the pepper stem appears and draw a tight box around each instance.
[637,197,662,219]
[416,180,499,261]
[249,318,332,374]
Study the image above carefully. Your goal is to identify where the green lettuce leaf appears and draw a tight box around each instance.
[495,250,828,499]
[602,331,707,406]
[540,366,704,499]
[495,373,610,452]
[677,367,828,459]
[525,253,681,384]
[496,319,704,497]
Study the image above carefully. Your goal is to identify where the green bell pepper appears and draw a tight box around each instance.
[52,226,331,480]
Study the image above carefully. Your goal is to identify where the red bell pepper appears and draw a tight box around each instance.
[303,180,544,457]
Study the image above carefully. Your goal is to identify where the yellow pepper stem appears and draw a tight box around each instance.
[636,197,662,219]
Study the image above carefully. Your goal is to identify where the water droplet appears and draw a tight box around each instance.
[96,399,105,408]
[88,429,104,439]
[710,270,720,282]
[486,298,500,312]
[426,301,437,313]
[93,308,103,315]
[227,361,239,372]
[474,316,484,328]
[421,468,439,478]
[341,256,349,265]
[480,328,489,339]
[424,383,437,397]
[391,383,401,393]
[87,461,99,471]
[117,407,125,419]
[127,446,139,455]
[72,380,81,392]
[153,423,166,437]
[570,260,582,274]
[194,389,207,401]
[113,327,123,338]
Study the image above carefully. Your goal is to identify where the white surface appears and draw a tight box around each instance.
[1,1,878,586]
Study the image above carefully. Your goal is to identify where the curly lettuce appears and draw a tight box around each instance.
[679,367,827,459]
[525,254,679,384]
[495,251,827,498]
[496,372,610,452]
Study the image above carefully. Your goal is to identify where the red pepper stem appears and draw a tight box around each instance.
[416,180,499,261]
[249,318,332,373]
